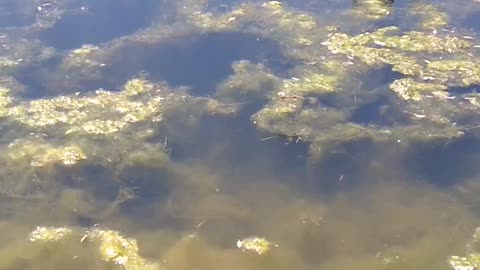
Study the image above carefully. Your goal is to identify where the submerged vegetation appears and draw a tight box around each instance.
[1,0,480,269]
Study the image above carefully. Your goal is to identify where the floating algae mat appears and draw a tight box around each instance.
[2,0,480,269]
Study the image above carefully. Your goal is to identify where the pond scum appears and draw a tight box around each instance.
[1,0,480,269]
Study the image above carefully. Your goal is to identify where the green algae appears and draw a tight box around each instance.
[215,60,281,103]
[0,87,12,118]
[423,60,480,86]
[323,26,472,64]
[410,3,450,30]
[351,0,393,20]
[8,84,164,134]
[178,0,319,48]
[389,78,448,101]
[281,73,338,95]
[8,139,87,168]
[2,76,222,136]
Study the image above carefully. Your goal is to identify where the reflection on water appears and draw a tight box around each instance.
[1,0,480,269]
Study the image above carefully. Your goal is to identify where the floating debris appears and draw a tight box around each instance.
[122,77,155,96]
[29,226,73,242]
[236,236,273,255]
[28,226,160,270]
[86,229,160,270]
[30,145,87,167]
[7,137,87,167]
[449,255,480,270]
[448,227,480,270]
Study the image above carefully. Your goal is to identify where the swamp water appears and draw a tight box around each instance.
[1,0,480,269]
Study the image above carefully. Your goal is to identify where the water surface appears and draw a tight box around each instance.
[1,1,480,269]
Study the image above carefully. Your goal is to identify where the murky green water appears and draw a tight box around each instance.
[1,0,480,269]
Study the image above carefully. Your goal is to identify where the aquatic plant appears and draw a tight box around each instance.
[410,3,449,29]
[215,60,280,103]
[174,0,480,161]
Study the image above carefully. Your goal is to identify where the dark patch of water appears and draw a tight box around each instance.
[75,165,121,202]
[404,134,480,187]
[457,10,480,33]
[448,84,480,95]
[10,56,64,98]
[112,171,176,227]
[304,139,380,196]
[118,166,172,203]
[320,66,408,126]
[0,1,36,28]
[362,66,403,87]
[105,31,293,97]
[347,67,403,124]
[204,0,245,12]
[57,162,174,227]
[74,214,97,228]
[165,111,310,174]
[285,0,351,15]
[349,95,391,125]
[39,0,161,50]
[10,55,113,99]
